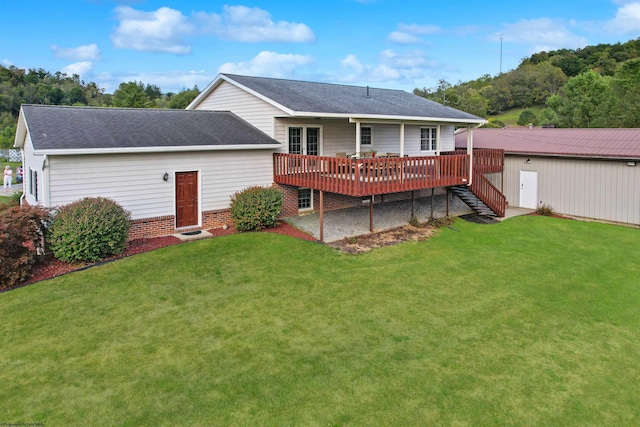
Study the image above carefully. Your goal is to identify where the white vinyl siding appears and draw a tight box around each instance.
[490,155,640,225]
[47,150,275,220]
[193,81,283,138]
[276,119,456,157]
[20,134,46,206]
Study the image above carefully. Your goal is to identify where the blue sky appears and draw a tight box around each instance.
[1,0,639,94]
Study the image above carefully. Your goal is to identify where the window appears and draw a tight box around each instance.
[361,126,372,145]
[289,126,322,155]
[29,168,38,201]
[298,188,312,210]
[289,127,302,154]
[421,127,437,151]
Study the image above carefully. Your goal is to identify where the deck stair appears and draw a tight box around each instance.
[449,185,498,217]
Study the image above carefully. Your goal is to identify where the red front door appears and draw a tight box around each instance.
[175,171,198,228]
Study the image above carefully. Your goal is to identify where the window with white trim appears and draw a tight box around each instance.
[420,127,437,151]
[29,168,38,202]
[298,188,312,211]
[360,126,372,146]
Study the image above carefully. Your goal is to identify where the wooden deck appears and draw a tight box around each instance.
[274,153,470,197]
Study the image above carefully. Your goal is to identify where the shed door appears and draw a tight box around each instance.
[176,171,198,228]
[519,170,538,209]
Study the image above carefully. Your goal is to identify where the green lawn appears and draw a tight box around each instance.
[1,216,639,425]
[490,106,544,126]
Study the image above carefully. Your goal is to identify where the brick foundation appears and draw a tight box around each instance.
[128,208,233,240]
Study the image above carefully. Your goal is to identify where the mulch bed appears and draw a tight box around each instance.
[11,222,316,290]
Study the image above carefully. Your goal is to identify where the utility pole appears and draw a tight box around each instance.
[500,34,503,75]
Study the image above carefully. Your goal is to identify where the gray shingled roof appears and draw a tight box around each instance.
[22,105,280,151]
[223,74,484,122]
[455,128,640,159]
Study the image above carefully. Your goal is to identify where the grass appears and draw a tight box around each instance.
[490,106,544,126]
[1,216,639,425]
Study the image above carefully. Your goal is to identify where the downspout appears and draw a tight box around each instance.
[42,154,48,206]
[400,122,405,157]
[355,120,361,156]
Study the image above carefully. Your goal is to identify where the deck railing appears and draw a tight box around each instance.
[470,168,506,217]
[274,153,470,197]
[450,148,504,174]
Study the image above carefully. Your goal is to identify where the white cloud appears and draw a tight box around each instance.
[194,5,314,42]
[397,23,441,35]
[51,44,101,61]
[495,18,587,52]
[387,23,441,44]
[219,51,314,77]
[95,70,213,94]
[61,61,94,77]
[2,59,12,66]
[605,2,640,33]
[388,31,423,44]
[111,6,194,54]
[337,49,441,85]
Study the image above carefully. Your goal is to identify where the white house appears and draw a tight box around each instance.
[15,74,502,239]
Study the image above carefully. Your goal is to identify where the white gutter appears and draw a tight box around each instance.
[32,144,281,156]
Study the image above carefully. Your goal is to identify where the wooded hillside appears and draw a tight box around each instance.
[0,66,199,148]
[414,37,640,128]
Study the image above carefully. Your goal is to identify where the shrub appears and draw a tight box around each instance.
[536,204,555,216]
[428,216,455,227]
[0,205,51,290]
[230,186,283,231]
[517,110,538,126]
[50,197,131,262]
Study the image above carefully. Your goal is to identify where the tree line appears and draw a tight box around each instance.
[414,37,640,128]
[0,66,200,148]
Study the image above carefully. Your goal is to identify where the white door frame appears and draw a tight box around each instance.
[287,125,323,155]
[519,170,538,209]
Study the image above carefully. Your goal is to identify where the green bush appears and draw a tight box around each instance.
[517,110,538,126]
[230,186,283,231]
[0,205,51,290]
[50,197,131,262]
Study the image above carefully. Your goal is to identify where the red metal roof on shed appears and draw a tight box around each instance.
[455,128,640,159]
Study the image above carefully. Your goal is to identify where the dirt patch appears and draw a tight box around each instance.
[328,224,436,254]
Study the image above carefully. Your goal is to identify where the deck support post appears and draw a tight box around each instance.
[370,195,374,232]
[430,188,435,219]
[446,188,450,216]
[319,190,324,242]
[411,191,415,218]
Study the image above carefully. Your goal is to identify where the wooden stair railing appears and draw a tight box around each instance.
[470,166,506,217]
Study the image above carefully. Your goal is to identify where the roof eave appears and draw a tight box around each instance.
[32,144,281,156]
[287,111,485,124]
[505,151,640,161]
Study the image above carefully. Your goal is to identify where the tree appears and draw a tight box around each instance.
[517,110,538,126]
[608,58,640,127]
[545,70,613,127]
[112,81,150,108]
[144,84,162,101]
[168,88,200,109]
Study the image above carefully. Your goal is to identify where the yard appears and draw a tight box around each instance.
[1,216,639,425]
